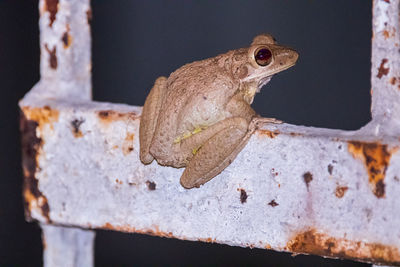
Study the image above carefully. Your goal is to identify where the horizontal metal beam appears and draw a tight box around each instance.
[19,95,400,266]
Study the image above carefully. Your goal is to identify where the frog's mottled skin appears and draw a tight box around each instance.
[140,34,298,189]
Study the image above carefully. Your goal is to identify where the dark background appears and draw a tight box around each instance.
[1,0,372,266]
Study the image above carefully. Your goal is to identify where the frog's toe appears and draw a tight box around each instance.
[140,152,154,165]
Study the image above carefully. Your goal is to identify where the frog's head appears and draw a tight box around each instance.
[232,34,298,94]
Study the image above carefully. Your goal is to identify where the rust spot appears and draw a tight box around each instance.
[98,110,138,125]
[390,77,397,85]
[377,58,389,79]
[71,118,84,138]
[115,179,123,185]
[122,132,134,155]
[44,44,57,69]
[45,0,59,27]
[348,141,397,198]
[240,189,247,203]
[146,180,156,190]
[289,132,303,137]
[20,111,51,223]
[270,168,279,177]
[335,186,348,198]
[375,180,385,198]
[101,223,174,239]
[383,30,391,39]
[21,106,59,132]
[198,237,216,243]
[86,9,92,24]
[328,164,333,175]
[61,29,72,49]
[287,229,400,265]
[268,199,279,207]
[303,172,313,190]
[382,0,390,3]
[258,129,280,138]
[98,110,114,118]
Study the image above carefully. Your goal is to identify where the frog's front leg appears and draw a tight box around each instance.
[139,77,168,164]
[226,94,283,124]
[180,117,254,188]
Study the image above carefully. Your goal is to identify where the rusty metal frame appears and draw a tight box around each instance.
[19,0,400,266]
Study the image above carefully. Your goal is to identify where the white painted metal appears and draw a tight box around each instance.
[42,224,95,267]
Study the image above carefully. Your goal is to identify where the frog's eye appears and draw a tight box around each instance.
[254,47,272,66]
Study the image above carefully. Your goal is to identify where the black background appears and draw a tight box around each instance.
[1,0,372,266]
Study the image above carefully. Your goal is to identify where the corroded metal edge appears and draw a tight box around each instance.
[91,223,400,266]
[20,109,51,223]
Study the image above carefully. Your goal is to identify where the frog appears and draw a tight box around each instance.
[139,34,298,189]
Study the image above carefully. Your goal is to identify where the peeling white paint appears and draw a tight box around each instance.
[374,0,389,33]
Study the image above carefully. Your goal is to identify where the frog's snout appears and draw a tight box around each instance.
[273,46,299,71]
[288,48,299,65]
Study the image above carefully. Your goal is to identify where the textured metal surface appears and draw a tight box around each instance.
[25,0,92,101]
[23,1,95,266]
[19,99,400,265]
[370,0,400,132]
[42,224,95,267]
[19,0,400,266]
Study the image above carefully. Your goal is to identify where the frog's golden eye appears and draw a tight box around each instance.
[254,47,272,66]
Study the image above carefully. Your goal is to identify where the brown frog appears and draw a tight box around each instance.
[139,34,298,189]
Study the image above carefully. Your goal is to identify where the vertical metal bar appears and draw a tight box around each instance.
[370,0,400,133]
[41,224,95,267]
[36,0,95,266]
[36,0,92,100]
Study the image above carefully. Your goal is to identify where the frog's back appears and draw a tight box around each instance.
[162,56,237,134]
[149,53,238,163]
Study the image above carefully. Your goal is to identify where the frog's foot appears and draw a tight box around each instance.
[139,76,168,164]
[253,117,283,124]
[180,118,254,189]
[249,117,283,131]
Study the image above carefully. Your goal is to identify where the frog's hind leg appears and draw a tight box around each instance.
[180,117,254,189]
[139,77,168,164]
